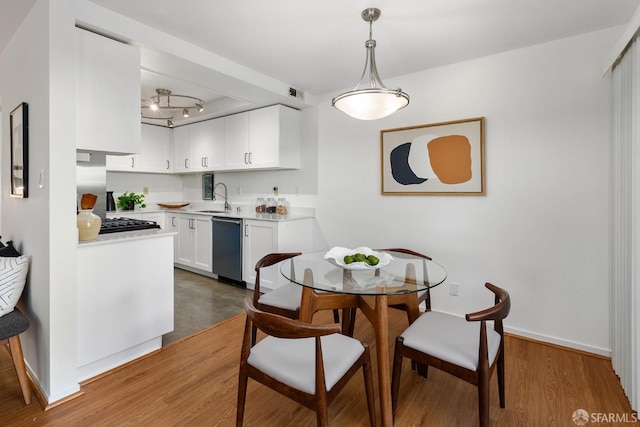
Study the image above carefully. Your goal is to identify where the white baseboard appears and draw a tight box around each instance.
[429,309,611,358]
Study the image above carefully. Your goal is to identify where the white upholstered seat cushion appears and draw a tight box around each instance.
[247,333,365,395]
[401,311,502,371]
[257,282,302,311]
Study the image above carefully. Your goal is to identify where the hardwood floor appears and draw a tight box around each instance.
[0,309,637,426]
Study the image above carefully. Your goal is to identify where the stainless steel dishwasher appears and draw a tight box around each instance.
[211,216,244,284]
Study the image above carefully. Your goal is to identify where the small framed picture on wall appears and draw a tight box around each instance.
[10,102,28,198]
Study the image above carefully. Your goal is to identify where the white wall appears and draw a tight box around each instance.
[315,27,618,355]
[0,0,80,401]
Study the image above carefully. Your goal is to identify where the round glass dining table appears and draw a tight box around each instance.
[279,250,447,427]
[279,250,447,295]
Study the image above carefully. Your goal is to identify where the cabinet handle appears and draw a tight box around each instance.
[166,160,170,170]
[185,159,189,169]
[248,152,252,164]
[244,152,248,164]
[245,224,249,237]
[131,157,135,168]
[171,217,175,227]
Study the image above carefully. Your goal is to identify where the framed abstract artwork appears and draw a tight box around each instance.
[10,102,28,198]
[381,117,484,195]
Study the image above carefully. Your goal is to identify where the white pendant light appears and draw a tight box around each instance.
[332,8,409,120]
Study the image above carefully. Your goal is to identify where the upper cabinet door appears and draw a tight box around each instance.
[137,125,172,173]
[190,118,225,171]
[172,126,191,173]
[247,105,301,170]
[224,112,250,169]
[76,28,141,154]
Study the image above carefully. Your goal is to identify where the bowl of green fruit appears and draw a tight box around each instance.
[324,246,393,270]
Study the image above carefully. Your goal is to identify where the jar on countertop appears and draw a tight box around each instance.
[266,197,277,214]
[277,198,289,215]
[255,197,266,213]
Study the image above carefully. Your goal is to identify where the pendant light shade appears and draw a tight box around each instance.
[332,8,409,120]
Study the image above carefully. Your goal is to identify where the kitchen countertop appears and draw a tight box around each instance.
[111,207,315,222]
[77,228,176,247]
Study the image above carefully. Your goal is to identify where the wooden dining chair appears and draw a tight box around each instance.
[252,252,301,343]
[381,248,434,312]
[344,247,433,336]
[237,298,376,427]
[391,283,511,427]
[253,252,340,343]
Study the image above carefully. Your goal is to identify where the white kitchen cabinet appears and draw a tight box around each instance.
[138,125,172,173]
[248,105,300,170]
[190,118,225,171]
[243,218,312,291]
[107,125,172,173]
[223,105,300,171]
[166,213,179,261]
[175,214,212,272]
[106,153,137,171]
[224,112,250,169]
[172,119,224,173]
[76,28,141,154]
[172,126,191,173]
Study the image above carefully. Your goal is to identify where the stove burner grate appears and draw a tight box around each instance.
[99,217,161,234]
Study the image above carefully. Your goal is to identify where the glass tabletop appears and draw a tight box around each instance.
[279,250,447,296]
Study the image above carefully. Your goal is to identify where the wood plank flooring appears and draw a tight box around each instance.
[1,309,637,426]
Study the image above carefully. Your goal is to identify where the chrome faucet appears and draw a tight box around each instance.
[214,182,231,211]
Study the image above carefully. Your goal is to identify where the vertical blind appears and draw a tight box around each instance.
[611,37,639,412]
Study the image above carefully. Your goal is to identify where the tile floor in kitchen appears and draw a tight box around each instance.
[162,268,253,346]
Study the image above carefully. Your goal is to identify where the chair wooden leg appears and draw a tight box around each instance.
[361,347,377,427]
[8,336,31,405]
[340,308,356,337]
[236,363,248,427]
[391,337,404,420]
[478,372,490,427]
[316,399,329,427]
[332,309,340,323]
[348,307,356,337]
[250,324,257,346]
[498,349,506,408]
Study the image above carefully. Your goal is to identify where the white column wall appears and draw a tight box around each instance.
[0,0,79,401]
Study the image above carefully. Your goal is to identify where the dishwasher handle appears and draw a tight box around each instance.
[211,217,243,225]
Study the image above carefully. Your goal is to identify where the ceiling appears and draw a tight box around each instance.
[1,0,639,123]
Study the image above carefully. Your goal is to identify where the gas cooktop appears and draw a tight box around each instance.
[99,217,161,234]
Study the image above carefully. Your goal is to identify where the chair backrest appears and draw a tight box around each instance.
[253,252,301,301]
[464,283,510,370]
[244,297,340,341]
[377,248,432,260]
[465,282,511,325]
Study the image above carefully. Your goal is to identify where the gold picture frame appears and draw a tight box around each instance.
[381,117,484,195]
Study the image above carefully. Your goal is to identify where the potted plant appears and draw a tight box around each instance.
[116,192,147,210]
